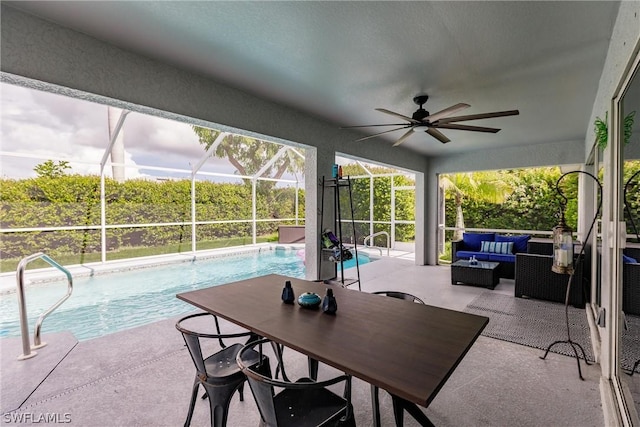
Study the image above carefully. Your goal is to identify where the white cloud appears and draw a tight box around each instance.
[0,82,294,182]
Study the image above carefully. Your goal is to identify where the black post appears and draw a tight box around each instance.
[540,170,602,380]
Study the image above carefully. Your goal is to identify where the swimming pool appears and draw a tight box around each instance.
[0,248,371,341]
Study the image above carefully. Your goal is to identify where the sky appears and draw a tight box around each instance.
[0,82,255,181]
[0,82,403,184]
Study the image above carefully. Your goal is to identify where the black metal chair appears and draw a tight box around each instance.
[175,312,266,427]
[370,291,431,427]
[372,291,425,304]
[236,337,355,427]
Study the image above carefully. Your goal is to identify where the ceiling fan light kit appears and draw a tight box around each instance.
[342,93,519,146]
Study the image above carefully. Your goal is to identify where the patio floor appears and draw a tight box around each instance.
[1,254,608,426]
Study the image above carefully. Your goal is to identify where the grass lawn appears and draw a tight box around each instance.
[1,234,278,273]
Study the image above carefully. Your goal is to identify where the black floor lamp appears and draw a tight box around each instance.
[540,170,602,380]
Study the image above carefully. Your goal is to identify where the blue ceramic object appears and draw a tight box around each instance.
[297,292,321,309]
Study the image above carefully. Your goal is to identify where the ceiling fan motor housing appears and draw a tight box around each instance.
[412,108,430,122]
[412,94,430,122]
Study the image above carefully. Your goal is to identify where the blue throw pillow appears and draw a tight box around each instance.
[495,234,530,253]
[462,233,495,252]
[623,254,638,264]
[480,241,514,254]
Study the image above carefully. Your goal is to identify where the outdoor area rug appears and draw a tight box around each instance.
[464,293,595,363]
[622,314,640,373]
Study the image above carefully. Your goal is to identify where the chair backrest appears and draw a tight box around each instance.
[372,290,425,304]
[236,337,351,426]
[238,342,277,424]
[175,312,255,376]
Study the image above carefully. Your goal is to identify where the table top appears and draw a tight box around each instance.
[451,260,500,270]
[176,274,488,407]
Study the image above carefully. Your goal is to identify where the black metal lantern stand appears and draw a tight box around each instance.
[624,170,639,376]
[540,170,602,380]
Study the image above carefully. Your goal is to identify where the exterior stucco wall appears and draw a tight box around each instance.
[587,1,640,160]
[586,4,640,424]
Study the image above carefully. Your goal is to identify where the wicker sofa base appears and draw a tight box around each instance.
[515,253,586,308]
[623,247,640,316]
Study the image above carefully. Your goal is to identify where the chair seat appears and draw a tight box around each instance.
[238,338,353,427]
[203,343,262,383]
[273,384,349,427]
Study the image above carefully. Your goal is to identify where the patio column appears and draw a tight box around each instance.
[304,147,335,281]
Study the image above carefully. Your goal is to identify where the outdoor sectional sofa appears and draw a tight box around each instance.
[623,246,640,316]
[513,241,640,310]
[452,232,531,279]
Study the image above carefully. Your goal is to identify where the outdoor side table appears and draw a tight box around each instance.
[451,260,500,290]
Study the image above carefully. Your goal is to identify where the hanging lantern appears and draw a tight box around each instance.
[552,213,574,275]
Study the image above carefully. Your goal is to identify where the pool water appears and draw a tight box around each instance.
[0,248,371,341]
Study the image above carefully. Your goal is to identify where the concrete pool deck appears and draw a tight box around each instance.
[0,254,607,426]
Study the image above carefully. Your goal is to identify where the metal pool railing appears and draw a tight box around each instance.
[363,231,390,256]
[15,252,73,360]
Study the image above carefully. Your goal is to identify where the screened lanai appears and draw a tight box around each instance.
[0,83,416,274]
[1,1,639,423]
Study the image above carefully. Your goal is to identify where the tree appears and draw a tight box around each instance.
[34,160,71,178]
[441,171,512,241]
[191,127,304,190]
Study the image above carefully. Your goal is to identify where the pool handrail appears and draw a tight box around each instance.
[363,231,390,256]
[16,252,73,360]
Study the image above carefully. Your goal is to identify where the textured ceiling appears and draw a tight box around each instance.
[6,1,621,156]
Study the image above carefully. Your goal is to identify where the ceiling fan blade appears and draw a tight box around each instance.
[341,123,413,129]
[355,126,413,142]
[426,128,450,144]
[375,108,420,124]
[435,123,500,133]
[392,129,415,146]
[436,110,520,124]
[426,103,470,122]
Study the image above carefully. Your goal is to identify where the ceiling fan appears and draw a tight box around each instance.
[342,94,519,146]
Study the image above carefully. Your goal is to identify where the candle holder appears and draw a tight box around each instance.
[322,288,337,314]
[281,280,295,304]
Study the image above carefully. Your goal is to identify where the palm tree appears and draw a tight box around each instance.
[440,171,512,241]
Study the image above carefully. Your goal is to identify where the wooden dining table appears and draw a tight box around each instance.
[176,273,488,426]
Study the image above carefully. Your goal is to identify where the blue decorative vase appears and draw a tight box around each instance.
[297,292,321,309]
[322,288,337,314]
[281,280,295,304]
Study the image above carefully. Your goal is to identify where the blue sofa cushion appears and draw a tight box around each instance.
[496,234,530,253]
[488,253,516,263]
[463,233,495,252]
[480,241,514,254]
[456,251,490,261]
[623,254,638,264]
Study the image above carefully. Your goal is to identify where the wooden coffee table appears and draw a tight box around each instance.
[451,260,500,289]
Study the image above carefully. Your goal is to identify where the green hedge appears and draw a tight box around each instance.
[0,175,304,263]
